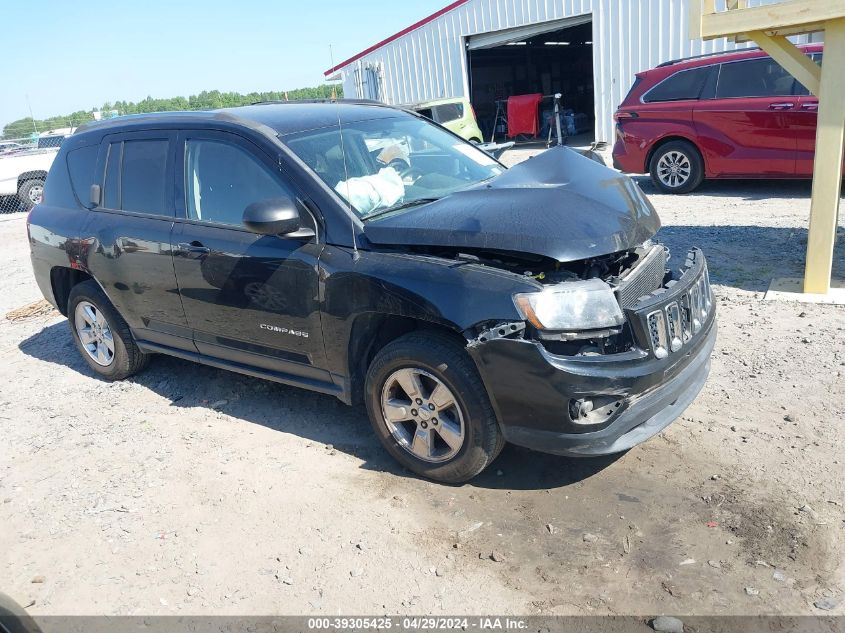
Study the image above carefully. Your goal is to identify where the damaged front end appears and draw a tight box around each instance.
[462,243,717,456]
[459,240,665,349]
[363,145,716,456]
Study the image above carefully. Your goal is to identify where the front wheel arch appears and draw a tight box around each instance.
[364,331,504,482]
[346,313,466,406]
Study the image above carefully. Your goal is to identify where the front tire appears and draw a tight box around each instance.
[18,179,44,209]
[365,332,503,483]
[68,280,149,380]
[649,140,704,194]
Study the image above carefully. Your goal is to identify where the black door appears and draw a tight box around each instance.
[83,131,194,351]
[170,130,331,387]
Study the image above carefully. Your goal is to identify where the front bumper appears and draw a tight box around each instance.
[468,250,716,457]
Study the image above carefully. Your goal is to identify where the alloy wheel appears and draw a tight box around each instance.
[74,301,115,366]
[656,150,692,188]
[380,367,465,463]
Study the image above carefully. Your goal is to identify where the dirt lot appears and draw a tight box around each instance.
[1,154,844,617]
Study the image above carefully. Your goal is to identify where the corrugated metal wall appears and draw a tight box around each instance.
[337,0,809,142]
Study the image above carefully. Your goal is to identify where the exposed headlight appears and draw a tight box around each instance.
[514,278,625,331]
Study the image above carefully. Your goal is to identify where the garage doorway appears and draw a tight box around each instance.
[467,18,595,144]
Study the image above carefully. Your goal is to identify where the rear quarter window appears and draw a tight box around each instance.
[642,66,714,103]
[66,144,99,207]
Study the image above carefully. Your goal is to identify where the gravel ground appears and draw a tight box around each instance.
[1,152,844,617]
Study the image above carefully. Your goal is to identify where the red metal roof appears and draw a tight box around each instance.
[324,0,471,76]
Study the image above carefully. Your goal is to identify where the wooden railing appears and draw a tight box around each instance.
[691,0,839,41]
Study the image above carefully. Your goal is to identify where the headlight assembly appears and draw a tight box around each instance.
[514,278,625,331]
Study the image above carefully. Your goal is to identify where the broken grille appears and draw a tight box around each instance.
[629,249,713,359]
[616,245,668,309]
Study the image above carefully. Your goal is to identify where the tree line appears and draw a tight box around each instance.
[2,85,343,140]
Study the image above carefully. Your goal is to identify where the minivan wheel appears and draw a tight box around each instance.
[68,280,149,380]
[649,141,704,194]
[18,179,44,209]
[365,332,504,483]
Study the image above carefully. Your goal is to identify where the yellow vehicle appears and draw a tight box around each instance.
[406,97,484,144]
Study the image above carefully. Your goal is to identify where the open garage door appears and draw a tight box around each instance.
[467,15,592,50]
[467,18,595,144]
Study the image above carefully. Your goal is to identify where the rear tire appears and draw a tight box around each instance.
[649,140,704,194]
[18,179,44,209]
[365,332,503,483]
[68,280,149,380]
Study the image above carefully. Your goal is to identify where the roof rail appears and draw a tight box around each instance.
[250,98,385,106]
[656,45,761,67]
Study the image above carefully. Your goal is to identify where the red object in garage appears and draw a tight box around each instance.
[507,93,543,138]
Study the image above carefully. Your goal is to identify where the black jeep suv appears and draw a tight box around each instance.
[27,102,716,483]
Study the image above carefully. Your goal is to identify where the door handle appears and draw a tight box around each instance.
[176,241,210,255]
[801,102,819,111]
[768,102,795,110]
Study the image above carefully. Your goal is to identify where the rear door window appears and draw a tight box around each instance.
[100,137,171,215]
[716,58,798,98]
[121,140,169,214]
[643,66,714,103]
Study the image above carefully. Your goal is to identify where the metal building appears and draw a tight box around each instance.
[325,0,814,143]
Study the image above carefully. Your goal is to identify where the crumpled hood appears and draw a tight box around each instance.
[364,146,661,262]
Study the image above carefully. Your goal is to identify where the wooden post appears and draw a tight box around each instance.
[804,17,845,294]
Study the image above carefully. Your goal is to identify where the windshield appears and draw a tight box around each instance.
[283,116,504,219]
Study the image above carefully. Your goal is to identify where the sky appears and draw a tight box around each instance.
[0,0,448,129]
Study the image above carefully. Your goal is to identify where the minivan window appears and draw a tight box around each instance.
[642,66,713,103]
[434,103,463,123]
[121,140,169,215]
[185,139,289,226]
[794,53,823,96]
[716,58,798,98]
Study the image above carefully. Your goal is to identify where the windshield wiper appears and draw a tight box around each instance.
[362,198,440,220]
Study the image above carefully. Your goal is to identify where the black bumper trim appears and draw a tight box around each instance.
[500,321,715,456]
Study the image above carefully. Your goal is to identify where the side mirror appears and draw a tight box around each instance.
[242,197,314,238]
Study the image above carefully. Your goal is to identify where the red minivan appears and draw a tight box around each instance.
[612,45,824,194]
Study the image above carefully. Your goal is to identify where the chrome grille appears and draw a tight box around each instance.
[665,302,683,352]
[647,310,669,359]
[679,293,692,342]
[616,246,668,309]
[638,252,713,359]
